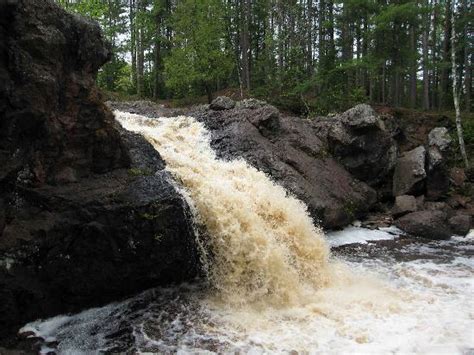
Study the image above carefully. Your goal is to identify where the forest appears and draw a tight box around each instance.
[56,0,472,115]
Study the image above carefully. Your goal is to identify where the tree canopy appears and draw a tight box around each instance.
[57,0,472,115]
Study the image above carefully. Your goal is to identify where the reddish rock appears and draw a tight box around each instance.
[450,168,467,187]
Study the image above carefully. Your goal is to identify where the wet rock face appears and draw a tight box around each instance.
[448,214,472,236]
[0,128,199,341]
[0,0,129,185]
[0,0,198,342]
[188,102,377,229]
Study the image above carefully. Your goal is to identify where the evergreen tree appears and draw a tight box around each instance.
[164,0,234,103]
[55,0,471,115]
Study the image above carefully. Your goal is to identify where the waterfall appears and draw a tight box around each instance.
[115,111,344,307]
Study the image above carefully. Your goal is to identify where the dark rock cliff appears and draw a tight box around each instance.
[0,0,198,342]
[0,0,129,183]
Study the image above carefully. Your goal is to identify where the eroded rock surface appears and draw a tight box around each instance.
[210,96,236,110]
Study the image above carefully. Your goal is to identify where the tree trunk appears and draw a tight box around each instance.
[382,63,386,104]
[431,0,439,108]
[422,0,430,110]
[153,5,162,100]
[240,0,251,91]
[136,0,145,98]
[341,2,352,93]
[463,0,471,112]
[318,0,326,70]
[451,3,469,168]
[327,0,335,69]
[362,17,369,96]
[136,23,144,96]
[205,84,213,104]
[306,0,314,74]
[410,25,417,108]
[465,52,472,113]
[130,0,137,91]
[440,0,451,110]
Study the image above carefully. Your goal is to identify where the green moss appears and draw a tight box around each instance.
[140,212,160,220]
[128,168,153,177]
[343,200,358,219]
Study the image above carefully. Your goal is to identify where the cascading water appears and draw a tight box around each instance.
[20,111,474,354]
[112,112,409,323]
[116,111,336,307]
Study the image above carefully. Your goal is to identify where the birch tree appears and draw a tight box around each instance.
[451,0,469,168]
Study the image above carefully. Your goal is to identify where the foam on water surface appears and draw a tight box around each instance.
[22,234,474,354]
[326,225,401,247]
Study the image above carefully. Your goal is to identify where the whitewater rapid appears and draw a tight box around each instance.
[20,112,474,354]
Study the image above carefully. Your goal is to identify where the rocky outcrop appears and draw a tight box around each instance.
[0,0,129,185]
[187,103,377,229]
[0,0,198,342]
[392,146,427,196]
[323,104,397,186]
[0,131,198,341]
[395,210,451,240]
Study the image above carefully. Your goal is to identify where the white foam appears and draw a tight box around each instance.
[326,226,400,247]
[21,229,474,354]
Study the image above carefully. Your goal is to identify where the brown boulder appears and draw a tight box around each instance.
[448,214,472,236]
[210,96,236,111]
[395,210,451,240]
[449,168,467,187]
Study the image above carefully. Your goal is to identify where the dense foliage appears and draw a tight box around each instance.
[57,0,471,115]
